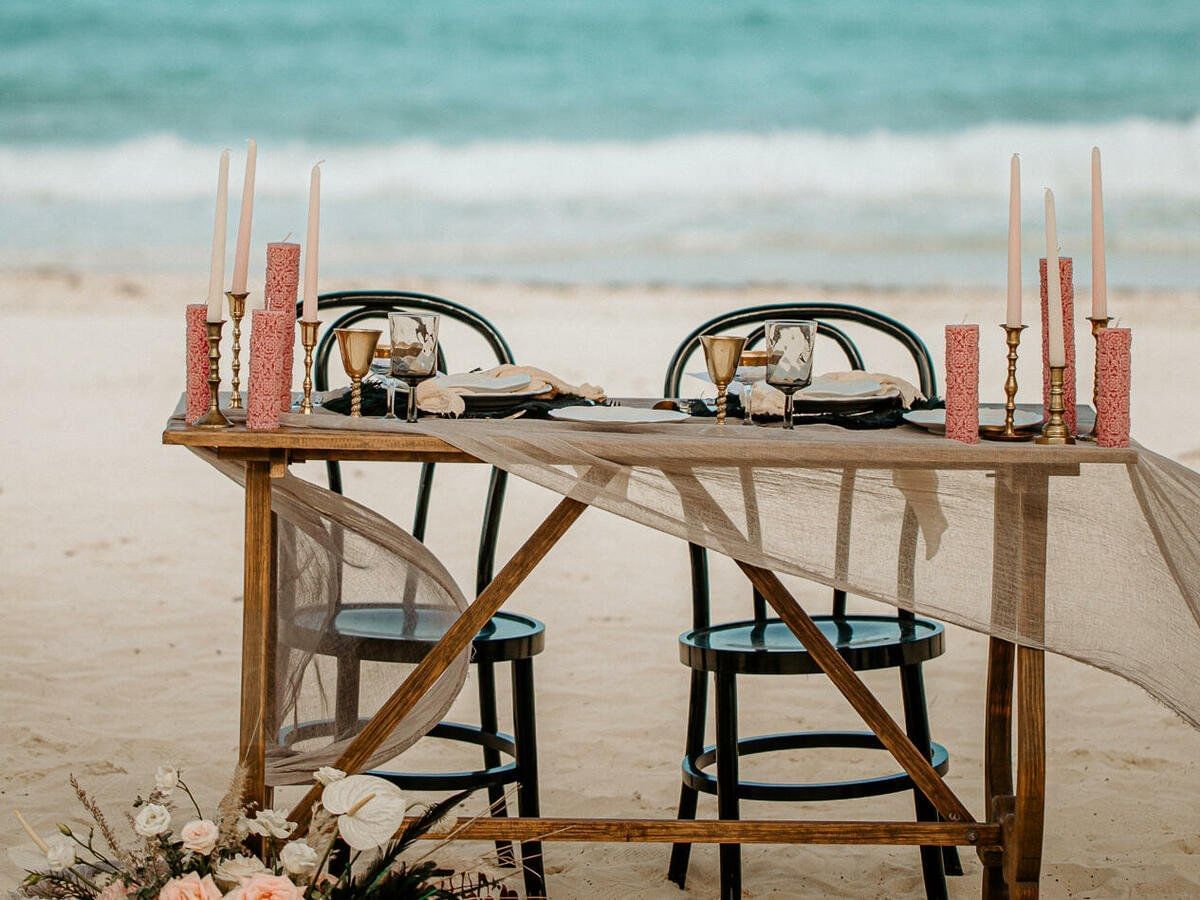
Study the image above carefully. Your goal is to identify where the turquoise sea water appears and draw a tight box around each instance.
[1,0,1197,285]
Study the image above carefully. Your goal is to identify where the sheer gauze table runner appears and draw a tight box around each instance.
[198,450,471,786]
[269,409,1200,730]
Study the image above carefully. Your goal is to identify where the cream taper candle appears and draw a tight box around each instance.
[206,149,230,321]
[1044,188,1065,368]
[301,162,321,322]
[231,139,257,294]
[1006,153,1021,327]
[1091,146,1107,320]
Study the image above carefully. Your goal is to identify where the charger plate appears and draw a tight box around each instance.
[549,406,689,425]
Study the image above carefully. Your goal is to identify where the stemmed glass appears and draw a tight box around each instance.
[369,360,403,419]
[700,334,747,425]
[388,313,440,423]
[765,320,818,430]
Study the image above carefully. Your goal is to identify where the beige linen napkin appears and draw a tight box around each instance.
[747,371,923,417]
[416,364,607,416]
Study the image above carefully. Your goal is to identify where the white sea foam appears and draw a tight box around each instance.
[2,118,1197,203]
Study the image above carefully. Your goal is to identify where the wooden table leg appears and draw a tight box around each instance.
[982,637,1015,899]
[288,495,588,832]
[239,460,274,810]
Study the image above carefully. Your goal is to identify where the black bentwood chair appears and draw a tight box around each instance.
[302,290,546,898]
[663,303,962,900]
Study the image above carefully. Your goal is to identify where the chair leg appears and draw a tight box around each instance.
[333,657,360,741]
[899,662,950,900]
[667,669,709,889]
[512,658,546,899]
[477,660,515,867]
[715,672,741,900]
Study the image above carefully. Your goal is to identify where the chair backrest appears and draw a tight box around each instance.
[663,302,936,627]
[306,290,515,595]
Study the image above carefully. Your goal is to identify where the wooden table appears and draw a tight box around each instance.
[164,411,1136,899]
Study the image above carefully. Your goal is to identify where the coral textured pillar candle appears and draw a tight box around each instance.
[301,163,321,322]
[231,139,257,295]
[1040,256,1078,435]
[1044,188,1064,367]
[944,325,980,444]
[1095,327,1131,448]
[1006,153,1022,327]
[1091,146,1108,320]
[247,309,289,430]
[185,303,210,424]
[264,242,301,412]
[206,149,230,321]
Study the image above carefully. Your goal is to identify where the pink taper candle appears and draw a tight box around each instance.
[1044,189,1065,367]
[1040,257,1078,435]
[1091,147,1107,320]
[1095,327,1130,448]
[231,139,257,294]
[301,162,321,322]
[1006,154,1021,326]
[185,303,209,424]
[206,149,230,321]
[944,325,980,444]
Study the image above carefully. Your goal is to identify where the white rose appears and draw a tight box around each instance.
[242,808,295,840]
[213,854,268,890]
[313,767,345,786]
[179,818,219,855]
[155,766,179,793]
[279,840,320,877]
[133,803,171,837]
[45,836,76,871]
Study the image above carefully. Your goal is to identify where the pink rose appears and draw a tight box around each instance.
[223,874,301,900]
[158,873,222,900]
[180,819,220,855]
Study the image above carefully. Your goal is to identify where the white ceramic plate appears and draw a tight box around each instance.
[904,408,1042,434]
[433,373,533,393]
[549,406,689,425]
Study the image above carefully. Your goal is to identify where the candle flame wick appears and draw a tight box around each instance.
[282,232,293,243]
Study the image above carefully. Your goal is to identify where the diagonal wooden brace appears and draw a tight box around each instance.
[736,562,975,825]
[287,495,588,832]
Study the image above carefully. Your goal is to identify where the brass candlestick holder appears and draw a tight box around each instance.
[982,323,1033,442]
[1036,364,1075,445]
[1085,315,1113,439]
[299,319,321,414]
[225,291,248,409]
[700,334,747,425]
[194,319,232,429]
[335,328,381,417]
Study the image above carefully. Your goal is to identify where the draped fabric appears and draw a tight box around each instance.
[197,450,471,786]
[276,408,1200,730]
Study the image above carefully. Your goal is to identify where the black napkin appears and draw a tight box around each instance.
[685,393,944,430]
[322,383,599,420]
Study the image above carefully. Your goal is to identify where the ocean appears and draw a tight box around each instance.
[1,0,1197,287]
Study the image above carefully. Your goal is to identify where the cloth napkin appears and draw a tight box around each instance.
[416,365,606,417]
[747,371,923,417]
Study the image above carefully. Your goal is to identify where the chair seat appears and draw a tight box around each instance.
[283,603,545,664]
[679,614,944,675]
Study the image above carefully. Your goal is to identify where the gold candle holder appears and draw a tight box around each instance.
[1085,315,1113,439]
[225,291,248,409]
[1036,364,1075,445]
[194,319,232,429]
[299,319,321,414]
[335,328,381,418]
[982,324,1033,442]
[700,334,747,425]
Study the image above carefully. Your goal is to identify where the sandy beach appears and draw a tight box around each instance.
[2,269,1198,898]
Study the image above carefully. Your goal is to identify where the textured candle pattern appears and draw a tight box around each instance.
[945,325,980,444]
[1040,257,1077,434]
[185,303,209,424]
[1095,327,1131,448]
[265,242,300,412]
[248,309,289,430]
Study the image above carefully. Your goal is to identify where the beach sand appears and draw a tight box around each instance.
[2,270,1198,897]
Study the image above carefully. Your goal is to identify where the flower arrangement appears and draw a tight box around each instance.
[16,766,513,899]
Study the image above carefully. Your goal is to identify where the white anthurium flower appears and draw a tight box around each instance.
[133,803,171,837]
[320,775,407,851]
[44,837,76,871]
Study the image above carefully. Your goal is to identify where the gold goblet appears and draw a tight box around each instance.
[700,334,747,425]
[334,328,382,417]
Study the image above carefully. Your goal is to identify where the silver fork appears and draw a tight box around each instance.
[603,398,622,407]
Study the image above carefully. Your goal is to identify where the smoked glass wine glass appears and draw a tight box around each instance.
[765,320,817,430]
[388,313,440,423]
